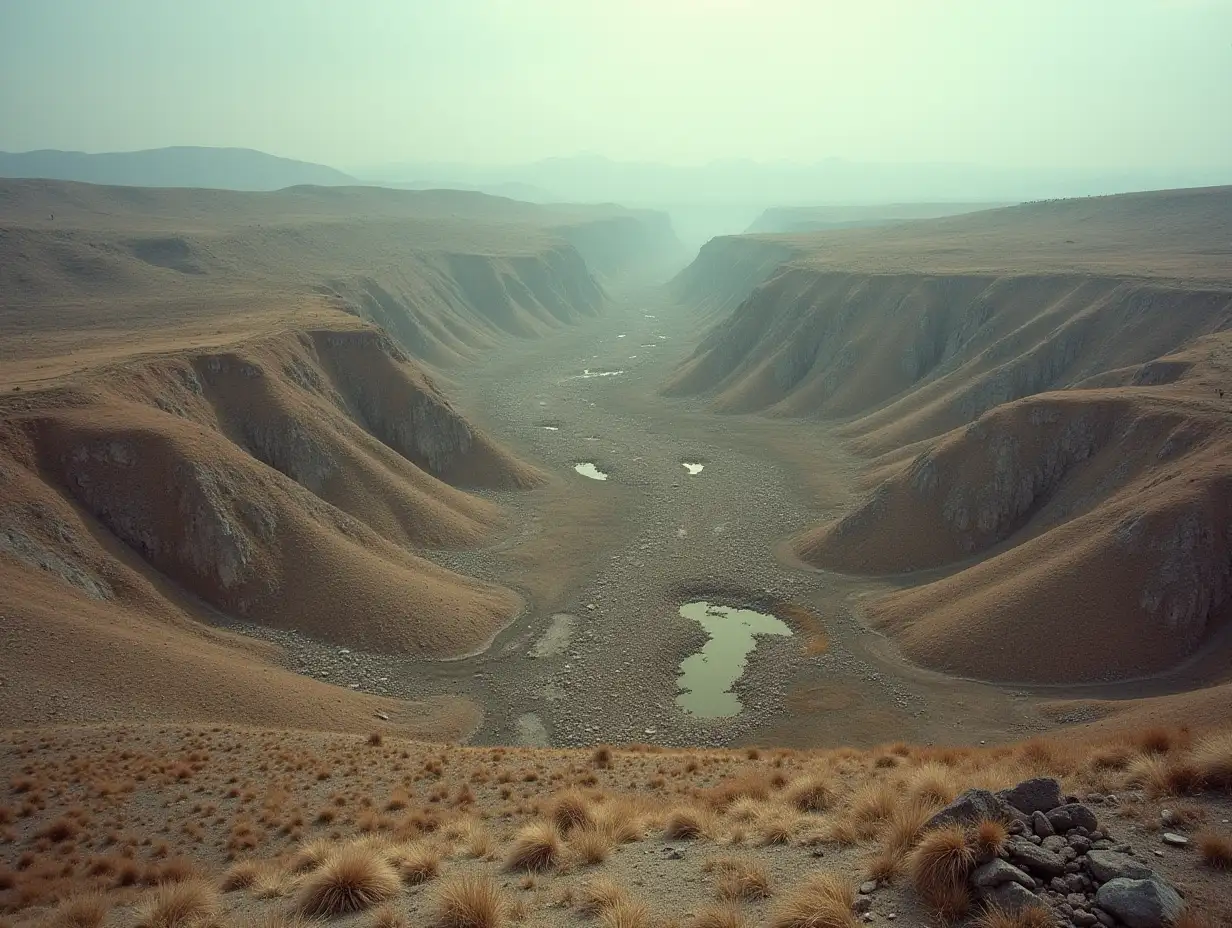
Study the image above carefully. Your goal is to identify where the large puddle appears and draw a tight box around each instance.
[676,601,792,719]
[574,462,608,481]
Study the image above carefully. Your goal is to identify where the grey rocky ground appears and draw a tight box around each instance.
[222,290,1072,749]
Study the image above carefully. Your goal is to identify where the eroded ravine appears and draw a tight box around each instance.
[251,288,1062,749]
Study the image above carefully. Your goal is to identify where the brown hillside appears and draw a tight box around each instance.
[0,179,689,373]
[666,187,1232,684]
[801,383,1232,683]
[0,325,538,733]
[1,180,643,733]
[1,325,537,658]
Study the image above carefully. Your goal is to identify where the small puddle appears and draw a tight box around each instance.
[682,462,704,475]
[676,601,792,719]
[541,425,560,431]
[570,369,625,380]
[574,462,608,481]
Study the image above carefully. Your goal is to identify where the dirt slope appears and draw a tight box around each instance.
[667,235,801,318]
[0,324,540,729]
[666,187,1232,685]
[0,180,669,733]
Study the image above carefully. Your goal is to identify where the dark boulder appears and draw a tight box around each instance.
[1095,877,1183,928]
[1047,802,1099,834]
[923,788,1008,830]
[997,777,1064,814]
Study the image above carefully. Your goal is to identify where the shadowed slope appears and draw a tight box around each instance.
[1,325,537,657]
[800,382,1232,683]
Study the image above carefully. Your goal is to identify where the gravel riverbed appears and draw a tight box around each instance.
[225,290,1049,749]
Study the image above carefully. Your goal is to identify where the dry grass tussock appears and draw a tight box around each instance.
[664,805,716,840]
[220,860,262,891]
[599,899,653,928]
[550,788,595,833]
[850,781,898,825]
[592,797,645,844]
[1197,830,1232,871]
[784,775,834,812]
[288,837,336,874]
[134,878,220,928]
[909,823,975,918]
[906,762,961,805]
[49,891,111,928]
[392,841,442,884]
[504,820,562,872]
[371,903,411,928]
[433,873,506,928]
[972,904,1056,928]
[706,855,771,901]
[578,875,627,915]
[297,842,400,918]
[1191,733,1232,789]
[568,825,614,866]
[971,818,1009,858]
[769,871,857,928]
[689,903,749,928]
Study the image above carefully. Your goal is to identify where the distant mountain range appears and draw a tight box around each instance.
[358,154,1231,209]
[358,155,1231,250]
[0,146,356,190]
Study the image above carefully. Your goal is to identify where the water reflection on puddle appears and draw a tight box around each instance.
[574,462,608,481]
[682,463,704,475]
[676,601,792,718]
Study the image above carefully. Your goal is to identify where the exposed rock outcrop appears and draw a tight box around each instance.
[0,325,538,656]
[931,777,1190,928]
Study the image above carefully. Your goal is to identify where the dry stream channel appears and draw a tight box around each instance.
[247,288,1100,749]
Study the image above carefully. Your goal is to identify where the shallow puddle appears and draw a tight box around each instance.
[571,369,625,380]
[676,601,792,718]
[682,462,704,475]
[574,462,608,480]
[541,425,560,431]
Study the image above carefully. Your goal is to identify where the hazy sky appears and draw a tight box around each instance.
[2,0,1230,170]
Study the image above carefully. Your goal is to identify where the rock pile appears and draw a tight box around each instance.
[927,778,1185,928]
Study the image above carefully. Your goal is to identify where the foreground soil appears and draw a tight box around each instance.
[2,724,1230,926]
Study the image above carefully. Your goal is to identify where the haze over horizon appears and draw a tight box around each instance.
[3,0,1231,176]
